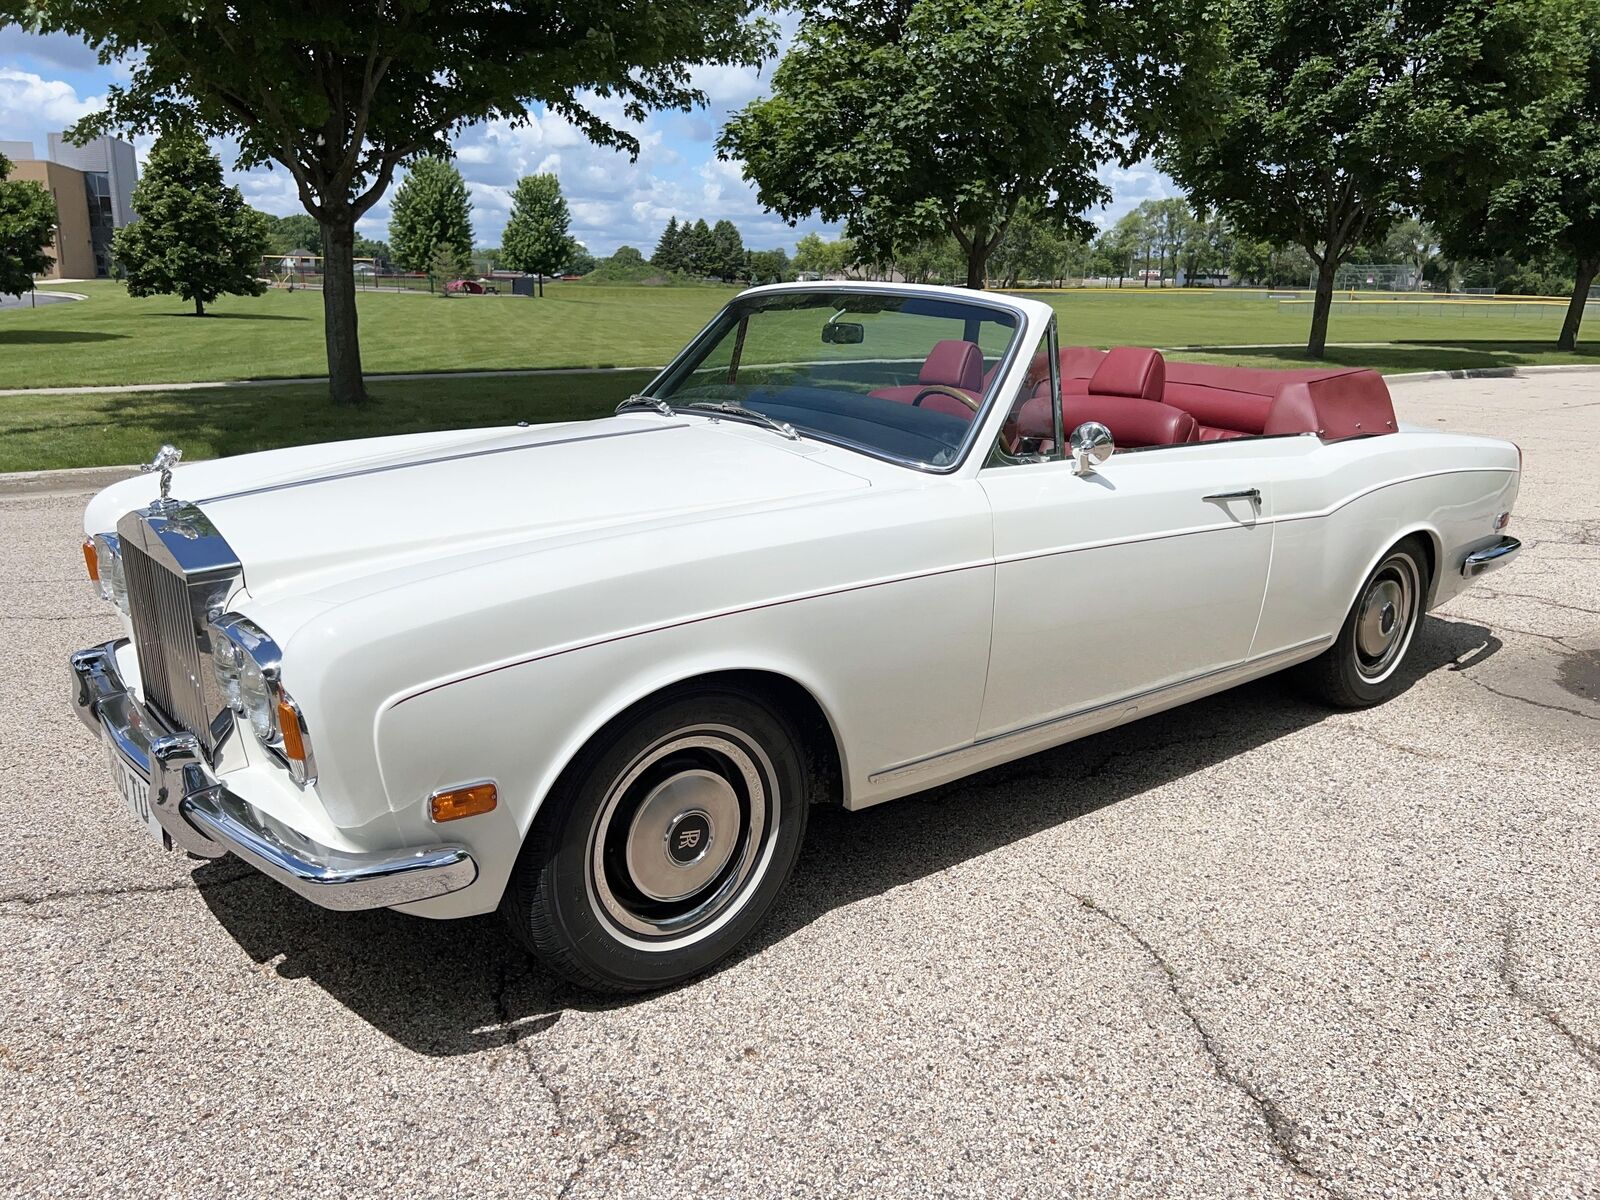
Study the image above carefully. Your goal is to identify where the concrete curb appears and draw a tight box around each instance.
[1384,363,1600,385]
[0,464,138,498]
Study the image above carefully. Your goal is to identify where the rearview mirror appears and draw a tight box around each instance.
[1069,421,1114,476]
[821,321,864,345]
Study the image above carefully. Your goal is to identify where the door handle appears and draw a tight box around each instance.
[1203,488,1261,504]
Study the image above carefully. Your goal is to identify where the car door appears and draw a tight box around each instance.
[977,442,1277,739]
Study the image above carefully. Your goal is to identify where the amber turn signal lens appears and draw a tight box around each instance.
[277,698,307,762]
[430,782,497,823]
[83,539,99,581]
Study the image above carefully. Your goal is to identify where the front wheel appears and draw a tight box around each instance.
[1294,538,1429,708]
[501,684,810,993]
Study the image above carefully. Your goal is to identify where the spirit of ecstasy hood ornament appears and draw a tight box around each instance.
[142,443,182,511]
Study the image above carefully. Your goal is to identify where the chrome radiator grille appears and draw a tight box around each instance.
[123,536,212,743]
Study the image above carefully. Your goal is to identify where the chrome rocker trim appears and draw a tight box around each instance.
[70,640,477,911]
[1461,535,1521,578]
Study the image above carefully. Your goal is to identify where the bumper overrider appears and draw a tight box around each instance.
[69,639,477,911]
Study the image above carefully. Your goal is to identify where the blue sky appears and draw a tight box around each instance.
[0,24,1181,257]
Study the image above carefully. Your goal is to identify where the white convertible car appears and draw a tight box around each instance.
[71,282,1521,991]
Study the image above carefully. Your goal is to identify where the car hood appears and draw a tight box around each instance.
[90,417,873,601]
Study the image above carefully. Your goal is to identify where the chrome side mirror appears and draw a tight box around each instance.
[1069,422,1114,476]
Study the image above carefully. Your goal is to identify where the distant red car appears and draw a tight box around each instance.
[445,279,485,295]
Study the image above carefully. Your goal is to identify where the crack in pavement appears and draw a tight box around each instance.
[1072,894,1350,1200]
[1500,916,1600,1071]
[1455,671,1600,723]
[487,961,639,1196]
[1469,587,1600,618]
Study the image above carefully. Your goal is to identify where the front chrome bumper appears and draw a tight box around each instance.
[69,640,477,911]
[1462,535,1522,578]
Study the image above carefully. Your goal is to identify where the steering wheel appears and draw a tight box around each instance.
[910,385,980,414]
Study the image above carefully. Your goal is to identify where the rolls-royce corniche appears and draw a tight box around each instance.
[70,282,1522,992]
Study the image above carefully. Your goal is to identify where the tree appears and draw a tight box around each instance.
[1382,218,1438,290]
[896,235,963,285]
[747,247,789,284]
[708,219,745,282]
[989,201,1079,287]
[1165,0,1572,356]
[683,218,714,276]
[652,216,685,272]
[1418,1,1597,346]
[721,0,1216,290]
[12,2,773,405]
[262,212,321,255]
[112,129,268,316]
[499,173,572,296]
[565,244,596,275]
[0,153,58,296]
[389,157,473,277]
[428,242,466,292]
[353,235,390,267]
[791,232,853,277]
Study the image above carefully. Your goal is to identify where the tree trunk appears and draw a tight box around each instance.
[964,244,989,290]
[1558,257,1598,351]
[1307,254,1339,359]
[194,296,205,317]
[321,216,368,406]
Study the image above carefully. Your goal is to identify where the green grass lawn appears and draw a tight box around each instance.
[0,370,656,473]
[6,280,1595,391]
[4,280,1597,472]
[4,281,735,388]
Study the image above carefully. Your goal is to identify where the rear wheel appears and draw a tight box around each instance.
[501,684,810,993]
[1295,538,1429,708]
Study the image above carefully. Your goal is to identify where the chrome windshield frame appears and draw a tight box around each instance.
[641,285,1034,475]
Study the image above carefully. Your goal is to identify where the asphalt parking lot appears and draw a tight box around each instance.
[2,374,1596,1199]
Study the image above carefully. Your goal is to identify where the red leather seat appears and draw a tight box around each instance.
[871,339,983,418]
[1015,390,1197,449]
[1089,346,1165,400]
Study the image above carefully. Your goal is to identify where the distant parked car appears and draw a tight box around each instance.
[445,279,485,295]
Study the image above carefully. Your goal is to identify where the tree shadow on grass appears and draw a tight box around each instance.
[141,311,310,321]
[1188,342,1591,374]
[194,613,1500,1056]
[0,330,128,346]
[63,373,654,462]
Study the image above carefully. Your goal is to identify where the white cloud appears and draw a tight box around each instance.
[0,68,103,126]
[1090,160,1182,227]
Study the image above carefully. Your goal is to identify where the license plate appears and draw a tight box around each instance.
[105,737,169,849]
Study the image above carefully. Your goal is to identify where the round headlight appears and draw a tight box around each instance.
[238,648,278,742]
[210,636,243,710]
[210,615,282,746]
[92,533,128,613]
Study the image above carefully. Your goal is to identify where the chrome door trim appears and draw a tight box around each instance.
[867,634,1334,786]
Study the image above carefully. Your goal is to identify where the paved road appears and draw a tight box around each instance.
[0,289,82,310]
[2,378,1596,1198]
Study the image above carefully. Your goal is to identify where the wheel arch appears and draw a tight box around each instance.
[1342,523,1441,618]
[534,663,851,834]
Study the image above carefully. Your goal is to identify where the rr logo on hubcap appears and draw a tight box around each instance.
[666,810,713,866]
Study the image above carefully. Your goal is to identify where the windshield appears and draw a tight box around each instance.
[650,289,1023,468]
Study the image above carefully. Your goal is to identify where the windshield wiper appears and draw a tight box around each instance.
[615,394,674,417]
[681,401,800,441]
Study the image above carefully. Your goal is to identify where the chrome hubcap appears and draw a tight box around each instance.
[1354,556,1419,682]
[589,727,777,945]
[1358,579,1404,658]
[625,770,739,901]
